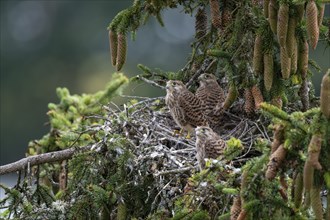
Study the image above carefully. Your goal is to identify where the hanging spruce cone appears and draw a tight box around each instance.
[270,124,284,153]
[230,197,242,220]
[286,17,297,58]
[109,30,118,66]
[304,134,323,192]
[266,144,287,180]
[253,34,263,75]
[299,79,309,111]
[117,202,127,220]
[244,88,255,115]
[263,52,274,90]
[318,3,325,27]
[307,134,323,170]
[303,161,314,192]
[298,39,309,79]
[306,0,319,49]
[320,70,330,119]
[291,40,298,74]
[293,172,303,208]
[222,8,232,30]
[209,0,221,29]
[268,0,278,34]
[195,8,207,39]
[116,33,127,71]
[280,47,291,79]
[236,209,247,220]
[277,3,289,47]
[271,96,283,109]
[263,0,270,18]
[251,85,264,109]
[222,85,238,111]
[310,187,323,220]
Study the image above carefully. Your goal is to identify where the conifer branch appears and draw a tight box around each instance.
[0,145,93,175]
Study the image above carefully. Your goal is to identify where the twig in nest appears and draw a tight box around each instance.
[154,166,194,176]
[129,97,164,111]
[137,75,165,90]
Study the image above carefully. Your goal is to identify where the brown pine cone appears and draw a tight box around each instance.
[310,187,323,220]
[320,70,330,119]
[263,52,274,90]
[222,8,232,30]
[306,0,319,49]
[271,96,283,110]
[251,85,264,109]
[244,88,255,115]
[270,124,284,153]
[268,0,278,34]
[286,17,297,58]
[209,0,221,29]
[116,33,127,71]
[266,144,287,180]
[277,3,289,47]
[280,47,291,79]
[293,172,303,208]
[109,30,117,66]
[230,197,242,220]
[291,39,298,74]
[195,8,207,39]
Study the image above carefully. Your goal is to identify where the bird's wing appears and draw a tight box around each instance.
[204,138,226,159]
[178,90,207,127]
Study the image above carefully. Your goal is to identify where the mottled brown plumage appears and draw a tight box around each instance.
[165,80,207,136]
[195,126,227,170]
[196,73,225,126]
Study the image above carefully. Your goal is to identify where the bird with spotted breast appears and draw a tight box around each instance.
[165,80,207,138]
[195,73,225,127]
[195,126,227,170]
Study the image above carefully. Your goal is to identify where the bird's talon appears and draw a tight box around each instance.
[173,129,184,137]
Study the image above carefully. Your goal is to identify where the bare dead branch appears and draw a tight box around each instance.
[137,75,165,90]
[0,144,94,175]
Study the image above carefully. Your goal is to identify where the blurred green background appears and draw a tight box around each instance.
[0,1,329,166]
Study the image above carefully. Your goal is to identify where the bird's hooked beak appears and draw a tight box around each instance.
[195,127,203,135]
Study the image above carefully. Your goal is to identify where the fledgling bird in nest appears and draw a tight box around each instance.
[195,126,227,170]
[165,80,207,138]
[196,73,225,127]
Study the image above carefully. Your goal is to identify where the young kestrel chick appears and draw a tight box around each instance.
[165,80,207,137]
[195,126,227,170]
[196,73,225,126]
